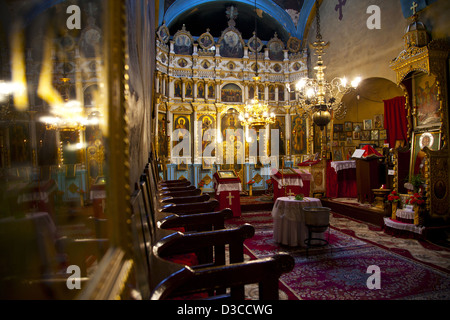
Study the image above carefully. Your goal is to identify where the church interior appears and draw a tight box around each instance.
[0,0,450,301]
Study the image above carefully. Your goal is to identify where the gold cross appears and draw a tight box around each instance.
[287,189,295,197]
[411,2,418,15]
[226,192,235,206]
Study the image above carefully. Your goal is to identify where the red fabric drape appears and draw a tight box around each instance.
[326,161,357,198]
[384,96,408,148]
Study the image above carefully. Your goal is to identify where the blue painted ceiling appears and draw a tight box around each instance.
[160,0,316,44]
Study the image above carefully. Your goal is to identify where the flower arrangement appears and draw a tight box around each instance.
[295,194,305,201]
[386,190,401,203]
[198,180,205,188]
[247,179,256,185]
[406,193,425,207]
[266,179,273,185]
[405,174,425,193]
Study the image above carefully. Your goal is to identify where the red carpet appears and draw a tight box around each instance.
[226,211,450,300]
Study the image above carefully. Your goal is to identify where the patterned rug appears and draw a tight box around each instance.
[226,211,450,300]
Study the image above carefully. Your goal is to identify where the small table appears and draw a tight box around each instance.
[271,197,323,247]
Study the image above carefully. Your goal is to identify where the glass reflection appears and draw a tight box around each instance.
[0,0,109,299]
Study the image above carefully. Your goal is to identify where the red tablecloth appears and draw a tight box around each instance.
[91,181,106,219]
[271,169,304,201]
[326,161,357,198]
[213,172,241,217]
[17,179,58,217]
[293,169,312,197]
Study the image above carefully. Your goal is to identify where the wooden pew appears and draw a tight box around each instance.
[129,189,295,300]
[159,194,210,205]
[158,188,202,198]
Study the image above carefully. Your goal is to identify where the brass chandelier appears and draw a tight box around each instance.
[291,0,361,129]
[239,0,275,130]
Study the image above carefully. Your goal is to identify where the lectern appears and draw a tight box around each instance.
[354,146,384,204]
[213,170,241,217]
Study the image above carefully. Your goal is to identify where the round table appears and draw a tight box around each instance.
[271,197,323,247]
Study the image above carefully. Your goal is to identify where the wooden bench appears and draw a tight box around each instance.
[129,189,295,300]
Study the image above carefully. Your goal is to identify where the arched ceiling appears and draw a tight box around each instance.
[159,0,316,44]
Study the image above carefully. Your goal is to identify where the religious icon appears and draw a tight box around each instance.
[413,73,441,129]
[411,131,441,177]
[287,36,301,53]
[361,130,371,141]
[364,119,373,130]
[157,23,170,43]
[353,122,363,132]
[333,124,344,132]
[174,33,192,55]
[198,82,205,99]
[173,115,190,156]
[177,159,188,171]
[379,130,387,140]
[199,114,215,155]
[268,38,284,61]
[185,82,193,98]
[291,116,307,154]
[174,80,182,98]
[208,83,215,99]
[371,129,379,141]
[220,30,243,58]
[374,114,384,129]
[332,147,344,161]
[198,31,214,50]
[344,122,353,132]
[221,83,242,103]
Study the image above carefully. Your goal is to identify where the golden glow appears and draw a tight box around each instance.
[240,96,276,129]
[10,25,28,110]
[37,35,64,108]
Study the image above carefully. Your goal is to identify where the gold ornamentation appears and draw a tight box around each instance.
[253,173,263,184]
[202,174,212,185]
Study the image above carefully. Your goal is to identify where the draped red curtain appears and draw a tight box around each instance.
[383,96,408,148]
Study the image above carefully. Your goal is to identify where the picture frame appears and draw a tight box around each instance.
[361,130,371,141]
[333,124,344,132]
[339,132,346,141]
[332,147,344,161]
[344,146,356,160]
[412,72,441,130]
[346,137,353,145]
[374,114,384,129]
[353,122,363,132]
[353,131,361,140]
[371,129,379,141]
[344,122,353,132]
[177,160,188,171]
[410,131,441,178]
[364,119,373,130]
[333,132,339,140]
[379,129,387,140]
[202,158,213,170]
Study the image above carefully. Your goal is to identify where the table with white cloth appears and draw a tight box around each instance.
[271,197,323,247]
